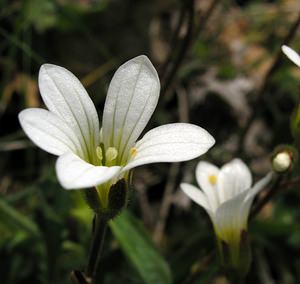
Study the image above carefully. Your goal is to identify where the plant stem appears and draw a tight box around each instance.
[161,0,195,97]
[159,0,186,80]
[85,214,108,282]
[153,163,180,244]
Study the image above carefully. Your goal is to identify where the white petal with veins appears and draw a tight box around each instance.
[180,183,211,213]
[19,108,83,156]
[56,152,121,189]
[102,55,160,162]
[39,64,100,161]
[196,161,220,212]
[123,123,215,171]
[217,159,252,204]
[214,191,248,241]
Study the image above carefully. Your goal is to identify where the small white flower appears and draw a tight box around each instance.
[282,45,300,67]
[181,159,272,244]
[19,56,215,201]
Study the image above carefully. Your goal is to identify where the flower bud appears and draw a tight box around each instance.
[271,145,297,174]
[272,152,291,172]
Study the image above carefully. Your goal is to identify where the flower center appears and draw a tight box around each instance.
[208,174,217,186]
[95,145,138,167]
[96,146,118,166]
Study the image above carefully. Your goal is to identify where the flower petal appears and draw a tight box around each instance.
[241,172,273,219]
[217,159,252,203]
[214,190,248,242]
[102,55,160,162]
[122,123,215,171]
[180,183,211,213]
[56,152,121,189]
[215,172,272,241]
[239,172,272,227]
[19,108,83,156]
[282,45,300,67]
[39,64,100,161]
[245,172,272,202]
[196,161,220,212]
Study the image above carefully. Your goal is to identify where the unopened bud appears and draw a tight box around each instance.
[271,145,297,174]
[272,152,292,172]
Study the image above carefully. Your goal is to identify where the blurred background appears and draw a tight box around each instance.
[1,0,300,283]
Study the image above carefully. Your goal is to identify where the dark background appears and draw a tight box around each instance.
[1,0,300,283]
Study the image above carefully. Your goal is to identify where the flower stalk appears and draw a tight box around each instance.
[85,214,108,282]
[84,179,129,283]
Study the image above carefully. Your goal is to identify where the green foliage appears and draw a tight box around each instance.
[0,198,40,237]
[1,0,300,283]
[110,211,172,284]
[24,0,58,32]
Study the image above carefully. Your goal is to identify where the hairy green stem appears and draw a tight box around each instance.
[85,214,108,282]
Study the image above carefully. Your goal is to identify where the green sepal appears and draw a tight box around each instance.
[83,187,102,214]
[82,179,129,221]
[239,230,252,277]
[218,230,252,282]
[105,179,128,219]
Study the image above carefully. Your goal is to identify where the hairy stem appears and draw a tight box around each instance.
[85,214,108,282]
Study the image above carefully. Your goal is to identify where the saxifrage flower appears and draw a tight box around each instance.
[19,56,215,209]
[181,159,272,275]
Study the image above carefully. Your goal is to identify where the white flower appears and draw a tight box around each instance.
[19,56,215,200]
[282,45,300,67]
[181,159,272,244]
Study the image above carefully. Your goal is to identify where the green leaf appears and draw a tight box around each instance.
[0,199,40,238]
[110,211,172,284]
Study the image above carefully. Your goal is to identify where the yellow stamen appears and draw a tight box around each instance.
[105,147,118,164]
[96,146,103,161]
[208,175,217,186]
[130,147,138,158]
